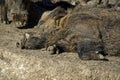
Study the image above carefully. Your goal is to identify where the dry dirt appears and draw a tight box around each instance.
[0,23,120,80]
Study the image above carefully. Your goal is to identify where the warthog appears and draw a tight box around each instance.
[0,0,30,26]
[17,13,113,61]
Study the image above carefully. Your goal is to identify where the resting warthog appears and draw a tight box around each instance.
[0,0,30,26]
[17,13,113,61]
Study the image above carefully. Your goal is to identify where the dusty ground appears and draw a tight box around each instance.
[0,22,120,80]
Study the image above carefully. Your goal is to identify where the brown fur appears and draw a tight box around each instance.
[41,13,119,57]
[44,13,102,50]
[38,6,68,27]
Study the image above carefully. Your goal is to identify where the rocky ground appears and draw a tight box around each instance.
[0,22,120,80]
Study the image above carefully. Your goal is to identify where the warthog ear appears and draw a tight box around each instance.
[25,33,31,39]
[24,32,33,39]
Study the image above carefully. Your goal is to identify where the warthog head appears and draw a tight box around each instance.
[16,33,46,49]
[10,0,30,26]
